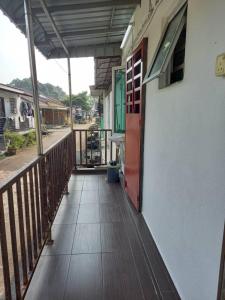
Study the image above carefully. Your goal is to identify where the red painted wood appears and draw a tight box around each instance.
[125,114,140,210]
[125,38,148,211]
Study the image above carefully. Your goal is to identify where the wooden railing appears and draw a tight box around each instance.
[0,132,74,300]
[73,129,114,168]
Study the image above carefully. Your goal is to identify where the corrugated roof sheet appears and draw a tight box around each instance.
[95,56,121,89]
[0,0,139,58]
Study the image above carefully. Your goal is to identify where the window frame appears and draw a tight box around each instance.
[143,2,187,85]
[9,98,17,114]
[112,66,126,133]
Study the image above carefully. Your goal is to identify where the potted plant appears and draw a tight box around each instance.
[4,130,25,156]
[7,143,17,156]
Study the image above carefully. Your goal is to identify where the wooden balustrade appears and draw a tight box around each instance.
[73,129,113,168]
[0,132,74,299]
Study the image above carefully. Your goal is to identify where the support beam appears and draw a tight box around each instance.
[67,58,73,130]
[39,0,73,131]
[33,0,140,14]
[24,0,43,155]
[48,43,122,58]
[46,26,127,39]
[39,0,69,57]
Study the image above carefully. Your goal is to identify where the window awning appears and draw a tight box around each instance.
[95,56,121,89]
[0,0,139,59]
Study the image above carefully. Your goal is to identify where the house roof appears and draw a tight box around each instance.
[0,0,139,59]
[0,83,32,97]
[0,83,68,110]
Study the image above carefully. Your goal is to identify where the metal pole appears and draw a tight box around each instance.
[67,57,73,130]
[24,0,43,155]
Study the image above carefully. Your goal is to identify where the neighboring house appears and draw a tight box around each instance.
[0,83,69,149]
[0,84,35,134]
[38,96,69,127]
[91,0,225,299]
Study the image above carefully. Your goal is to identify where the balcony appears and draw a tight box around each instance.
[0,130,179,300]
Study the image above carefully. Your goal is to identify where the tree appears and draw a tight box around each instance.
[10,78,67,100]
[63,91,93,112]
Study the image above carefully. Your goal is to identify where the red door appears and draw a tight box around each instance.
[125,39,147,211]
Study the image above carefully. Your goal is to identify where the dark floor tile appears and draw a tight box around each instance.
[68,180,83,191]
[77,203,100,223]
[64,254,102,300]
[102,252,144,300]
[99,190,118,203]
[100,203,122,223]
[81,191,99,204]
[98,174,107,182]
[101,222,130,253]
[83,181,99,191]
[99,182,121,193]
[124,221,159,300]
[72,223,101,254]
[42,224,75,255]
[84,175,99,182]
[61,191,82,205]
[162,291,180,300]
[25,255,70,300]
[53,204,79,225]
[70,174,85,181]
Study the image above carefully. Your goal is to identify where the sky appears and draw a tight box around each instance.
[0,10,94,95]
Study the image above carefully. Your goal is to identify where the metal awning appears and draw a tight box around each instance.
[95,56,121,89]
[0,0,139,58]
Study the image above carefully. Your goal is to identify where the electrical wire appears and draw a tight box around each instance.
[53,59,67,74]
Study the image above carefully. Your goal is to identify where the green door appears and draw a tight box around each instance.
[114,69,125,133]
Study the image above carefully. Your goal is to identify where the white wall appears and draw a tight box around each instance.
[123,0,225,299]
[0,91,34,129]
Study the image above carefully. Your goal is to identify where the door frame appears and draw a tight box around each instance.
[112,66,125,134]
[125,38,148,212]
[217,223,225,300]
[138,38,148,212]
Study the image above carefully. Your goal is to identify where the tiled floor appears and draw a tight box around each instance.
[25,174,177,300]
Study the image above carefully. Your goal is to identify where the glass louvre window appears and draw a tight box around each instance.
[114,69,125,133]
[143,4,187,84]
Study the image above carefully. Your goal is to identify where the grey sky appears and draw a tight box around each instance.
[0,10,94,95]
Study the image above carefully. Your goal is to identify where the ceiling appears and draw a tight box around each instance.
[0,0,139,59]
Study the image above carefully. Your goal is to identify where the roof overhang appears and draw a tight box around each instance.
[94,56,121,89]
[0,0,139,59]
[89,85,105,97]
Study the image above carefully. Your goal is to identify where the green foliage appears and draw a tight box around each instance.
[63,91,93,112]
[4,130,36,150]
[24,130,36,147]
[4,131,26,149]
[10,78,67,100]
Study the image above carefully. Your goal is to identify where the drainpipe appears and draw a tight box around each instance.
[24,0,43,155]
[67,58,73,130]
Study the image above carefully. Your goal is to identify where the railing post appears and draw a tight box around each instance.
[0,193,12,300]
[24,0,43,155]
[67,57,73,131]
[39,158,48,240]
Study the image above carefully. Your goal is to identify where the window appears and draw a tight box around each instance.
[114,68,125,133]
[143,4,187,87]
[9,98,17,114]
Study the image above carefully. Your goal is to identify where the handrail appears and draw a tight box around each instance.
[0,132,72,192]
[73,129,114,168]
[0,131,75,299]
